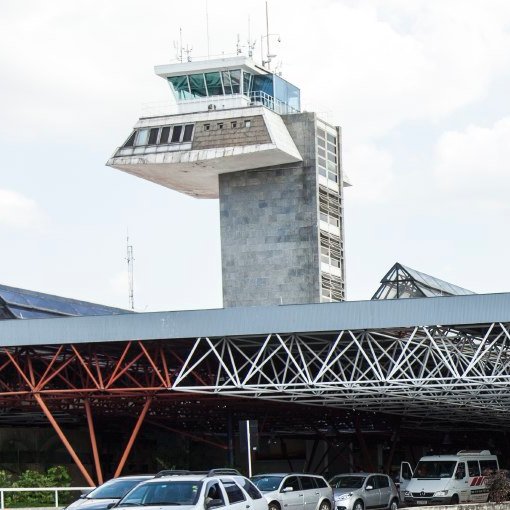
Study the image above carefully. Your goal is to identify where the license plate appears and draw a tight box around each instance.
[417,500,428,505]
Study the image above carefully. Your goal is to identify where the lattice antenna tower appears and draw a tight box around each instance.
[126,235,134,310]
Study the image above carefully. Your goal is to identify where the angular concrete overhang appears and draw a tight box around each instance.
[106,106,302,199]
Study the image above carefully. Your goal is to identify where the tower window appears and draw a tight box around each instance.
[135,129,149,146]
[244,119,251,128]
[217,122,224,130]
[159,126,171,144]
[123,131,136,148]
[171,125,183,142]
[148,128,159,145]
[204,124,210,131]
[231,121,237,129]
[182,124,194,142]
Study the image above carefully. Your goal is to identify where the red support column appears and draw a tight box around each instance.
[114,397,152,478]
[34,394,95,486]
[84,399,104,485]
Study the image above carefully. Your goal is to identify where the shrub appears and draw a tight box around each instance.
[0,466,72,508]
[486,469,510,503]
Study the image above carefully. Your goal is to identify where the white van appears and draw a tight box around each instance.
[402,450,499,506]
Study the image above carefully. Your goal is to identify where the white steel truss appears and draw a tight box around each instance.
[172,322,510,428]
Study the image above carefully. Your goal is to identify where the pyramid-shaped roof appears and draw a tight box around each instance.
[372,262,475,300]
[0,284,130,320]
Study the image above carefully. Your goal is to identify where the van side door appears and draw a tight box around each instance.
[454,462,469,502]
[399,462,413,498]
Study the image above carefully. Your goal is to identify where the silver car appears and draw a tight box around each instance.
[329,474,399,510]
[251,473,333,510]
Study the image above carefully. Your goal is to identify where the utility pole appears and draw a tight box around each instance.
[126,236,134,310]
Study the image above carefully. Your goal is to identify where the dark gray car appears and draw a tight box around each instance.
[329,474,399,510]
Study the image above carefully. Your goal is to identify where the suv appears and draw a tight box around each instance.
[251,473,333,510]
[65,475,153,510]
[329,473,399,510]
[116,469,267,510]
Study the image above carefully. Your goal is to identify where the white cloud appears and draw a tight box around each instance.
[277,0,510,139]
[343,144,395,203]
[434,117,510,209]
[0,189,45,229]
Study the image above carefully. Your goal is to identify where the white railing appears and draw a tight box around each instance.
[140,91,300,118]
[0,487,94,510]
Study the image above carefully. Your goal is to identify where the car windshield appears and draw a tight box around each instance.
[87,479,147,499]
[251,476,284,492]
[329,476,365,489]
[118,481,202,506]
[414,461,457,479]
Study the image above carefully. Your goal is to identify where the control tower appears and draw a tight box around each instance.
[107,56,348,307]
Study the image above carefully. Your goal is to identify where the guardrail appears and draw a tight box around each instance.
[0,487,94,510]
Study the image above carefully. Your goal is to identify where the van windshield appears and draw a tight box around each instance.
[414,461,457,479]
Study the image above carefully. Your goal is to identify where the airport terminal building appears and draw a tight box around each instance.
[0,57,508,485]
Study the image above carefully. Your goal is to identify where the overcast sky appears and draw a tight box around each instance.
[1,0,510,312]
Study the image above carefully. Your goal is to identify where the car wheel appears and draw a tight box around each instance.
[450,495,459,505]
[269,502,280,510]
[319,501,331,510]
[353,500,364,510]
[388,498,398,510]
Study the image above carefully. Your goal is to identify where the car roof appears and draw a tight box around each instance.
[107,475,153,481]
[143,474,245,483]
[332,473,385,476]
[253,473,324,478]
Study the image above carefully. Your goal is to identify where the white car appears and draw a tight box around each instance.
[251,473,333,510]
[116,470,267,510]
[65,475,153,510]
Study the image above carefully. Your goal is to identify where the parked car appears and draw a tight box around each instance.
[328,473,399,510]
[251,473,333,510]
[65,475,153,510]
[115,469,267,510]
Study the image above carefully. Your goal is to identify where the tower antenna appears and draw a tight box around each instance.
[261,1,280,69]
[173,27,184,62]
[126,234,134,310]
[205,0,210,58]
[265,1,270,69]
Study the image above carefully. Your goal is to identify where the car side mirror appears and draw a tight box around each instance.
[282,487,294,493]
[205,499,224,509]
[365,485,374,491]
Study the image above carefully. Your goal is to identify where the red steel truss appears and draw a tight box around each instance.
[0,340,219,485]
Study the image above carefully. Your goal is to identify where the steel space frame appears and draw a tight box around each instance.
[1,320,510,483]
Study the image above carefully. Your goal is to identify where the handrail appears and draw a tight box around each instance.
[0,487,94,510]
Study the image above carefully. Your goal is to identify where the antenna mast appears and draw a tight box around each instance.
[126,235,134,310]
[265,1,271,69]
[205,0,210,58]
[261,1,279,69]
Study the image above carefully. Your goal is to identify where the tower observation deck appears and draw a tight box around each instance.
[107,56,348,306]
